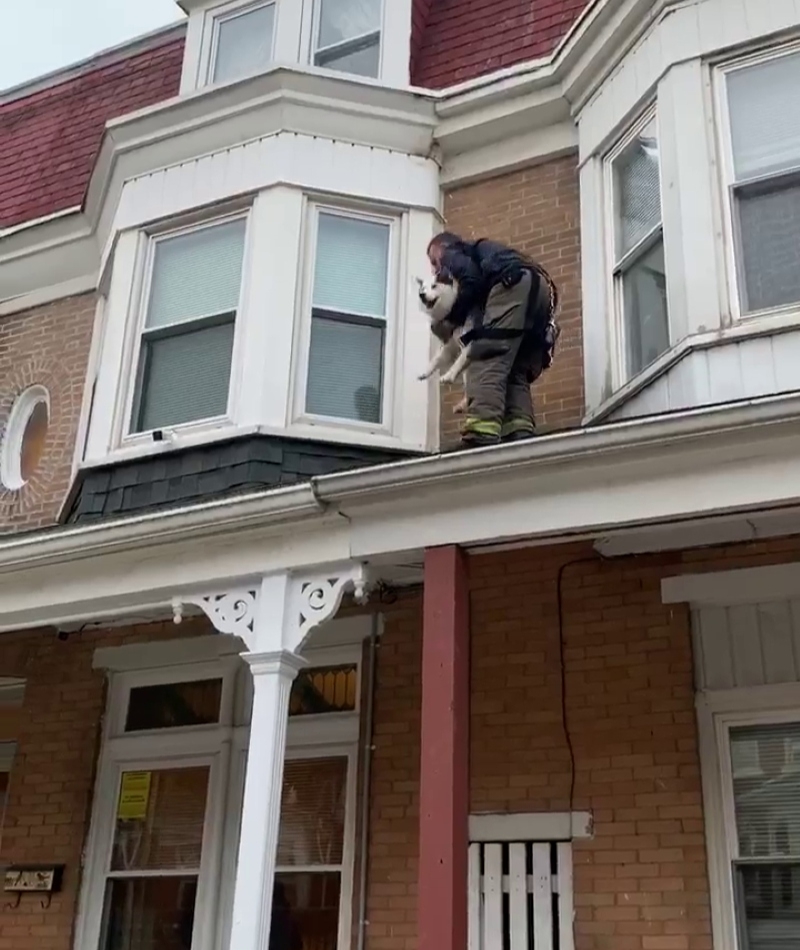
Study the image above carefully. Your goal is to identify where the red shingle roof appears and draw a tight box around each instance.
[0,36,184,230]
[412,0,589,89]
[0,0,590,231]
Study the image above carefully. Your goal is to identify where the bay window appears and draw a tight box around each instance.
[302,208,393,427]
[722,48,800,315]
[313,0,383,77]
[608,112,670,379]
[130,216,247,436]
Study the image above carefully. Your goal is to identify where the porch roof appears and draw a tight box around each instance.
[1,391,800,631]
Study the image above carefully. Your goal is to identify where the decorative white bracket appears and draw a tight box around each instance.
[171,561,371,653]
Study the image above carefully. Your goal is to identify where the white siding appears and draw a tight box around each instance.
[609,332,800,420]
[113,131,440,237]
[693,601,800,690]
[578,0,800,159]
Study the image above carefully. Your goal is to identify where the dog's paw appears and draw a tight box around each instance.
[440,371,457,385]
[453,398,467,414]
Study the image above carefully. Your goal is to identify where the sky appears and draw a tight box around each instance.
[0,0,187,92]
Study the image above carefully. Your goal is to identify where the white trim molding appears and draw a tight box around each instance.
[469,812,593,842]
[662,562,800,609]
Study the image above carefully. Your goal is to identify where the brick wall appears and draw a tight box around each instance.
[0,617,208,950]
[10,534,800,950]
[0,293,95,533]
[439,155,583,446]
[363,537,800,950]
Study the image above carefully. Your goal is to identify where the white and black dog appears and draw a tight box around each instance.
[416,274,472,412]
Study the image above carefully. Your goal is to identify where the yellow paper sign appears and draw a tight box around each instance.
[117,771,152,821]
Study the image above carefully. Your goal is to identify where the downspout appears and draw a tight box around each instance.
[356,612,381,950]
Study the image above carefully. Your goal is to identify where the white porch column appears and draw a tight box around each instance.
[172,562,370,950]
[231,648,305,949]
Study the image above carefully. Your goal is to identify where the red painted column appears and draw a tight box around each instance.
[418,545,470,950]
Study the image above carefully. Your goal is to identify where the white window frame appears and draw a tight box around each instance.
[74,656,241,950]
[115,209,251,449]
[78,635,364,950]
[603,103,669,386]
[201,0,278,88]
[698,685,800,950]
[305,0,384,77]
[716,41,800,323]
[291,200,401,437]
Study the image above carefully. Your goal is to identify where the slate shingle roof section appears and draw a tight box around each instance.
[0,34,184,229]
[62,434,423,524]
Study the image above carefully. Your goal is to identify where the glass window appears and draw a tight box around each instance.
[729,722,800,950]
[131,218,246,434]
[305,212,391,424]
[100,766,210,950]
[212,2,276,84]
[610,117,669,378]
[725,50,800,313]
[289,665,357,716]
[314,0,382,77]
[276,757,349,950]
[125,679,223,732]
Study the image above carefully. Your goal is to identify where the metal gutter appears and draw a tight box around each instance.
[0,392,798,570]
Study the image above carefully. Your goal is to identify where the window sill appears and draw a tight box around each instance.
[584,306,800,425]
[80,421,423,473]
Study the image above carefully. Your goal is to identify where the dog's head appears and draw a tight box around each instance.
[416,274,459,321]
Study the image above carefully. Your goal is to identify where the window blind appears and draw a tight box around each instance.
[305,317,383,422]
[312,213,389,317]
[728,52,800,182]
[614,123,661,260]
[317,0,381,52]
[146,219,246,329]
[731,723,800,859]
[277,757,347,868]
[213,3,275,85]
[135,319,235,432]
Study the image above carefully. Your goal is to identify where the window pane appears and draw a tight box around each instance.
[305,317,383,422]
[313,214,389,317]
[728,51,800,181]
[622,238,669,376]
[614,121,661,259]
[277,758,347,867]
[736,864,800,950]
[316,34,380,78]
[101,876,197,950]
[289,665,357,716]
[736,174,800,312]
[276,872,341,950]
[134,318,235,432]
[317,0,381,51]
[147,220,246,329]
[213,3,275,84]
[20,400,48,483]
[125,679,223,732]
[731,723,800,859]
[111,767,209,872]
